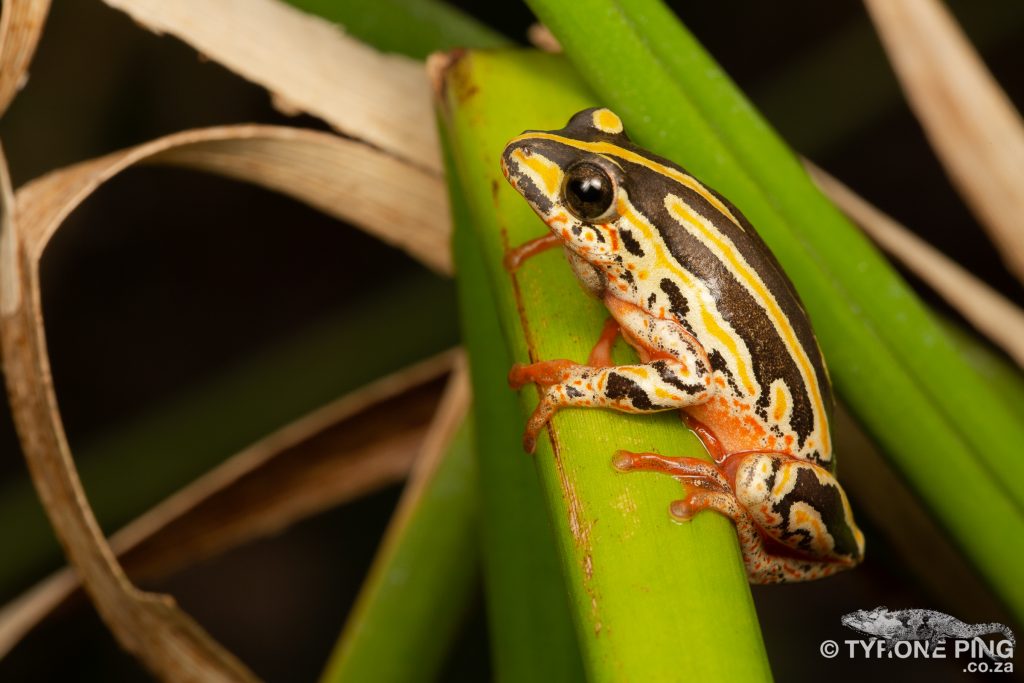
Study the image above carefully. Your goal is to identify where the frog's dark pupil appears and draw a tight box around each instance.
[574,177,604,202]
[564,163,614,221]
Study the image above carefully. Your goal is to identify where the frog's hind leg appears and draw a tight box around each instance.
[612,450,729,490]
[675,488,850,583]
[613,450,854,583]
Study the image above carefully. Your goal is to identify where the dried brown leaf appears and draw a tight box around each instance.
[16,125,450,273]
[865,0,1024,282]
[527,24,562,54]
[0,144,258,680]
[809,162,1024,367]
[0,0,50,117]
[0,352,454,658]
[101,0,441,172]
[0,124,448,680]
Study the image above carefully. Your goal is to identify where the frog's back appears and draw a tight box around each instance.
[603,141,834,466]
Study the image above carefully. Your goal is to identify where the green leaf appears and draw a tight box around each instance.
[450,161,586,681]
[319,415,478,683]
[284,0,511,60]
[527,0,1024,621]
[441,50,771,682]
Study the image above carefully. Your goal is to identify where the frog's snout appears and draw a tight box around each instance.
[500,141,533,196]
[500,141,530,180]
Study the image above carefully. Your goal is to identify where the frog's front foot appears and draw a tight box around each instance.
[522,393,557,453]
[508,359,582,453]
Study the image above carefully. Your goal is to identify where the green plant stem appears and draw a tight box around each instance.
[319,417,478,683]
[284,0,511,60]
[527,0,1024,621]
[441,49,771,683]
[450,163,585,681]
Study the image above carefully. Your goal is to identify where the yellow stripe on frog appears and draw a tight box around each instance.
[665,194,830,454]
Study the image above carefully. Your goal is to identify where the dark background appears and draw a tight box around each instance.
[0,1,1021,681]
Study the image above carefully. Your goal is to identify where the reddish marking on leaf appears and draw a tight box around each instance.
[547,432,602,635]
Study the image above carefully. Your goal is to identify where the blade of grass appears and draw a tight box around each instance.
[447,138,585,681]
[528,0,1024,620]
[942,320,1024,418]
[1,120,457,597]
[2,140,258,681]
[13,125,450,274]
[439,50,771,682]
[285,0,511,60]
[320,360,477,683]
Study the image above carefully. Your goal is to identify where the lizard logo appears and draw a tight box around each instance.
[841,606,1015,658]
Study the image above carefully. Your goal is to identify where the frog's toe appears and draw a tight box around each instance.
[522,396,558,453]
[508,363,532,389]
[522,430,537,454]
[669,498,697,522]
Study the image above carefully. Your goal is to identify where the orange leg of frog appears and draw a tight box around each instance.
[614,449,859,583]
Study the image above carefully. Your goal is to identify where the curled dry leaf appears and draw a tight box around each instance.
[0,146,258,679]
[0,0,50,117]
[865,0,1024,282]
[0,124,451,679]
[0,352,455,658]
[101,0,442,172]
[16,124,450,273]
[808,162,1024,368]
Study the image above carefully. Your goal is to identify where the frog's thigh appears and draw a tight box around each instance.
[615,450,853,583]
[731,452,865,569]
[673,487,850,584]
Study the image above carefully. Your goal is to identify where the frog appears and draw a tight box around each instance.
[499,107,864,583]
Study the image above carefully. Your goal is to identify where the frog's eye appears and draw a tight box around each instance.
[562,161,618,223]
